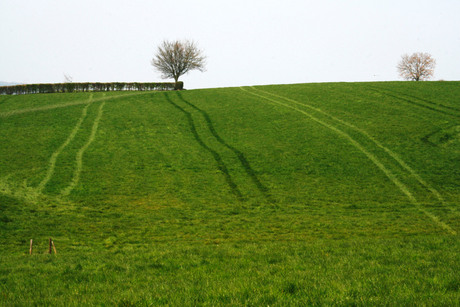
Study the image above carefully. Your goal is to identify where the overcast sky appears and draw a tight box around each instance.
[1,0,459,89]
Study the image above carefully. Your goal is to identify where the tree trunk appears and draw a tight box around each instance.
[174,76,180,90]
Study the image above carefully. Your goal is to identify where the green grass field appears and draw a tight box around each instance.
[0,82,459,305]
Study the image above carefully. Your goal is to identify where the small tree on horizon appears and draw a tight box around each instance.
[151,39,206,89]
[397,52,436,81]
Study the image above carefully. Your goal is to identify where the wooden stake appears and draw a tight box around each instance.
[29,239,33,255]
[51,239,57,254]
[49,238,52,254]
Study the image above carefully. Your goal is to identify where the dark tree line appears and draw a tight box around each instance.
[0,81,182,95]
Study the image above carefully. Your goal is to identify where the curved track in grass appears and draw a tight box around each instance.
[241,86,457,235]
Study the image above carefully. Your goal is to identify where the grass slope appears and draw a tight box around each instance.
[0,82,459,305]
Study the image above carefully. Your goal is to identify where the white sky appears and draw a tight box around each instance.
[1,0,459,89]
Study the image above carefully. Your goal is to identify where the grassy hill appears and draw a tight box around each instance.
[0,82,459,305]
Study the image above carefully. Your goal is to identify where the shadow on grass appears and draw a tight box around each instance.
[164,93,244,201]
[176,91,272,202]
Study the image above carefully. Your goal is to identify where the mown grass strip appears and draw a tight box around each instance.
[241,87,456,235]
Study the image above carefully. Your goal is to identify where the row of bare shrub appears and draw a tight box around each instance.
[0,82,183,95]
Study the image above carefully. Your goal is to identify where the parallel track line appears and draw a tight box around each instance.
[250,87,458,216]
[241,87,456,235]
[37,94,93,192]
[61,101,105,196]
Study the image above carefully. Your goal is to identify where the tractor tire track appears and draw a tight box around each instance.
[0,92,151,118]
[367,86,458,118]
[61,100,106,196]
[175,91,272,201]
[164,93,244,201]
[249,86,459,217]
[241,87,456,235]
[37,94,93,193]
[370,85,460,113]
[1,99,92,119]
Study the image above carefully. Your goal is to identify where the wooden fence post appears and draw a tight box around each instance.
[51,239,57,254]
[29,239,33,255]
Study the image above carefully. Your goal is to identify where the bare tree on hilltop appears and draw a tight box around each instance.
[151,39,206,90]
[397,52,436,81]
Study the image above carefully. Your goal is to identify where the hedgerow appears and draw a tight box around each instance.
[0,81,182,95]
